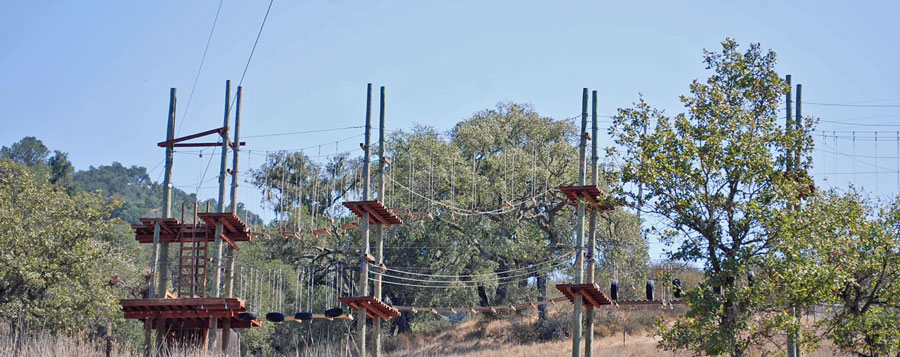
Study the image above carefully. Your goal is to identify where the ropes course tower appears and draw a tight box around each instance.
[119,81,258,356]
[338,84,402,357]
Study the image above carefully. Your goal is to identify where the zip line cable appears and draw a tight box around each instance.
[370,259,570,285]
[176,0,225,136]
[806,101,900,108]
[242,125,364,139]
[229,0,275,112]
[371,251,574,278]
[385,173,565,216]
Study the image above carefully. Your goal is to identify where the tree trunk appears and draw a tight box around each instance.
[477,285,490,307]
[537,275,548,320]
[387,292,412,334]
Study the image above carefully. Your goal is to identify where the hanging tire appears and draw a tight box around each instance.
[610,281,619,301]
[324,308,343,318]
[238,312,257,321]
[266,312,285,323]
[295,312,313,321]
[645,280,655,301]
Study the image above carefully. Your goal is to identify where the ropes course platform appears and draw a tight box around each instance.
[131,212,252,244]
[555,284,613,308]
[120,298,261,330]
[342,201,403,226]
[338,296,400,319]
[558,185,616,212]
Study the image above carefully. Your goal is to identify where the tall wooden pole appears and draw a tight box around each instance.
[371,85,386,357]
[792,82,802,357]
[357,83,373,357]
[147,88,176,357]
[572,88,588,357]
[584,90,599,357]
[222,85,242,353]
[210,80,231,351]
[784,75,799,357]
[794,84,802,173]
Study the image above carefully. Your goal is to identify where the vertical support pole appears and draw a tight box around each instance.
[222,85,242,353]
[572,88,588,357]
[792,82,802,357]
[785,75,793,175]
[149,87,177,357]
[357,83,373,357]
[794,84,802,170]
[210,80,231,351]
[372,85,386,357]
[584,90,599,357]
[784,75,797,357]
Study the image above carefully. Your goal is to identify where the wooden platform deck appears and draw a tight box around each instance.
[131,213,252,244]
[119,298,260,330]
[197,212,251,240]
[558,185,616,212]
[338,296,400,320]
[555,284,613,308]
[342,201,403,227]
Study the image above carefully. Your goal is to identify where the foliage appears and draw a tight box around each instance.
[1,136,49,166]
[768,190,900,356]
[0,160,122,333]
[610,39,814,356]
[248,102,649,350]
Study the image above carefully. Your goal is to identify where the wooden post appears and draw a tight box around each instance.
[783,75,797,357]
[210,80,231,351]
[148,87,177,356]
[357,83,373,357]
[222,85,242,353]
[794,84,802,173]
[572,88,588,357]
[584,90,599,357]
[792,82,802,357]
[371,86,386,357]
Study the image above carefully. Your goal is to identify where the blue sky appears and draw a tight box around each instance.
[2,1,899,258]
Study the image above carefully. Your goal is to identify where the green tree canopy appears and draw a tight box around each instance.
[610,39,814,356]
[768,190,900,356]
[1,136,49,166]
[0,160,123,333]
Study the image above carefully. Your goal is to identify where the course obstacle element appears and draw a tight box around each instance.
[339,296,400,320]
[342,200,403,226]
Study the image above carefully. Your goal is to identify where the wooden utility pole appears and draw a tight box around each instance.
[584,90,599,357]
[222,85,242,353]
[372,86,386,357]
[356,83,373,357]
[147,88,176,356]
[209,80,232,351]
[572,88,588,357]
[784,75,800,357]
[792,82,802,357]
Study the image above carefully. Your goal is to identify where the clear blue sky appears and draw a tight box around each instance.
[2,1,899,258]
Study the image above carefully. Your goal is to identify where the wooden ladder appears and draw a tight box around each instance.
[177,224,208,298]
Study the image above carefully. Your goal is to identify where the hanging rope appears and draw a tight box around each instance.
[311,146,320,227]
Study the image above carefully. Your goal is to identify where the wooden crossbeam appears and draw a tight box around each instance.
[157,127,224,147]
[219,233,239,251]
[173,141,246,148]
